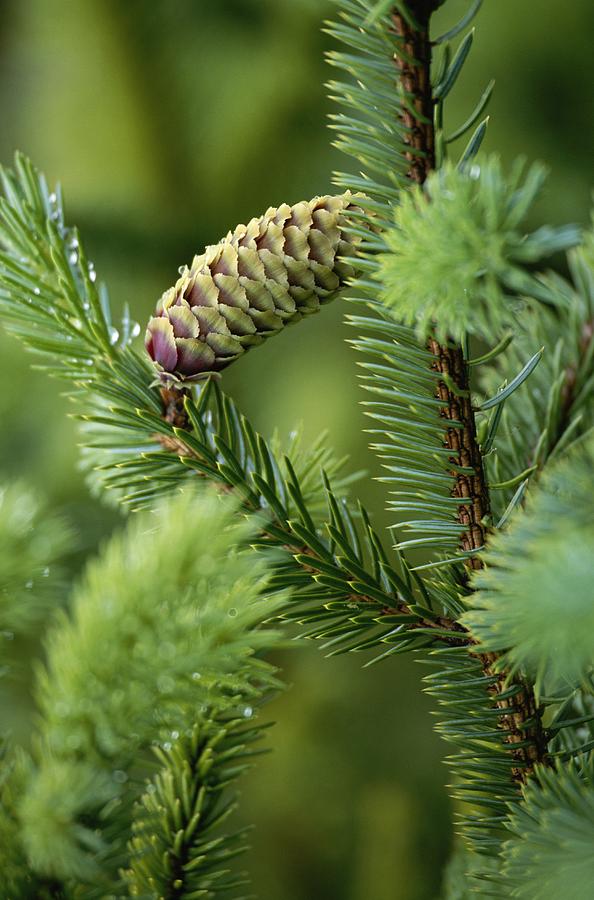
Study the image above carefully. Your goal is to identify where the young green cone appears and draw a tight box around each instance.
[145,193,360,381]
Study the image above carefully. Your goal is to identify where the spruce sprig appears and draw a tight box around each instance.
[19,488,284,891]
[377,158,580,344]
[465,438,594,695]
[0,0,592,896]
[124,717,266,898]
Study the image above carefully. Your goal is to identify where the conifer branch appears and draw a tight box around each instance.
[124,717,265,898]
[427,338,491,568]
[476,232,594,512]
[493,762,594,895]
[547,316,594,462]
[150,381,443,649]
[0,156,436,653]
[0,2,590,889]
[391,5,435,181]
[392,6,491,571]
[389,2,551,798]
[18,489,285,892]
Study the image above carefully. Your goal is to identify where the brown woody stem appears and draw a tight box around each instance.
[392,3,548,779]
[160,385,191,429]
[427,339,491,568]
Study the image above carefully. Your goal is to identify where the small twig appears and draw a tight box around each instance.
[160,384,191,429]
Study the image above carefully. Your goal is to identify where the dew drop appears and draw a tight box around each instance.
[192,672,201,681]
[42,567,50,577]
[112,769,128,784]
[162,741,172,751]
[109,326,120,346]
[243,706,253,719]
[170,730,180,740]
[178,265,186,275]
[33,287,41,296]
[228,607,238,618]
[130,321,141,339]
[89,270,97,283]
[25,580,33,589]
[69,251,78,265]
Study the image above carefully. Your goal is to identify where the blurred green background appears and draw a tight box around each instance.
[0,1,592,897]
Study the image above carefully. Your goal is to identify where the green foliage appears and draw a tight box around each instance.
[0,745,32,898]
[326,0,408,220]
[0,154,125,379]
[0,481,72,692]
[442,842,499,899]
[0,153,424,660]
[0,0,593,897]
[0,150,198,509]
[36,488,281,764]
[422,645,522,856]
[348,307,469,566]
[477,227,594,517]
[377,157,580,343]
[327,2,593,881]
[326,6,563,870]
[19,757,115,883]
[14,487,284,891]
[0,481,72,640]
[125,717,264,898]
[465,439,594,694]
[268,427,363,518]
[327,1,478,567]
[498,764,594,899]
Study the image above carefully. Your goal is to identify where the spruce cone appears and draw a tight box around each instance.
[145,192,360,382]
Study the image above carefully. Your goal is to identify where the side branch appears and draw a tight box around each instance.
[153,383,407,614]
